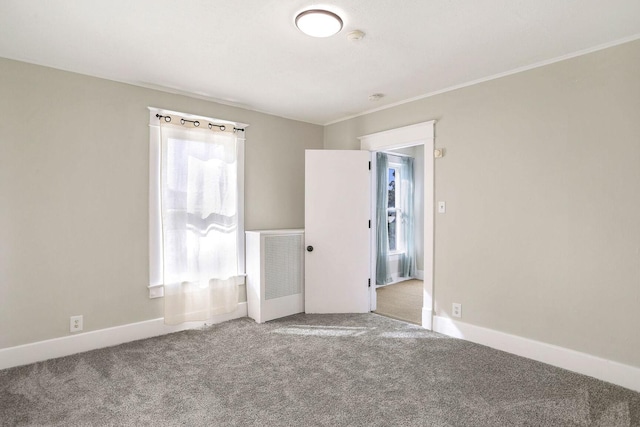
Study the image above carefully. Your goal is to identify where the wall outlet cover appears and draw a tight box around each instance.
[70,315,83,333]
[452,303,462,318]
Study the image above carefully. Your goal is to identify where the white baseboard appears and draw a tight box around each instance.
[422,308,433,330]
[0,302,247,371]
[388,273,402,284]
[433,315,640,393]
[383,273,423,286]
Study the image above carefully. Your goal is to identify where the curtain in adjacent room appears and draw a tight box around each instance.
[159,121,240,325]
[376,152,391,285]
[399,156,415,278]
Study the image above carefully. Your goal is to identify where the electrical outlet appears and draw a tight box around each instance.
[452,303,462,318]
[438,201,446,213]
[70,315,83,333]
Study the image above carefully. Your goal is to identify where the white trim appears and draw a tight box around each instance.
[415,269,424,280]
[384,275,407,286]
[432,316,640,393]
[0,303,247,371]
[360,121,435,331]
[236,138,246,276]
[147,284,164,299]
[325,33,640,126]
[369,151,378,311]
[422,309,433,330]
[359,121,435,152]
[148,121,162,296]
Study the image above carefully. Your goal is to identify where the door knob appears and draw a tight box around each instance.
[306,246,314,252]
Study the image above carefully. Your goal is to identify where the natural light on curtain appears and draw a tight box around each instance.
[375,152,415,285]
[376,153,390,285]
[399,155,415,278]
[159,120,241,325]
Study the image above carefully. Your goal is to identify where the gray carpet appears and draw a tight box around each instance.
[1,314,639,426]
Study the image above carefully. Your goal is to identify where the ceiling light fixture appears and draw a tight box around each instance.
[295,9,343,38]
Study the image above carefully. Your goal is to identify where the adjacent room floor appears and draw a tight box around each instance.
[374,279,423,325]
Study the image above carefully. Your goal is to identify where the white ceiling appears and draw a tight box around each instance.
[1,0,639,125]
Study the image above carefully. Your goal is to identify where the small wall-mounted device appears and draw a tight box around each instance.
[452,303,462,318]
[70,315,83,333]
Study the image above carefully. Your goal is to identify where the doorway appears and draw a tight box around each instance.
[371,145,425,325]
[303,121,434,327]
[359,121,435,329]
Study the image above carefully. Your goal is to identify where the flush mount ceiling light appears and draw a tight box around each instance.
[295,9,343,37]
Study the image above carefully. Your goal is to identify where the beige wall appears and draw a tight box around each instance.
[0,58,323,349]
[2,39,639,369]
[325,40,640,368]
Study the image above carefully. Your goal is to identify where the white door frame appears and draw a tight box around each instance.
[359,121,435,330]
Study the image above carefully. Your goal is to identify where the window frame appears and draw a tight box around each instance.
[387,161,404,255]
[147,107,247,299]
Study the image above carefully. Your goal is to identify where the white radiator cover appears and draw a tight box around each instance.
[245,229,304,323]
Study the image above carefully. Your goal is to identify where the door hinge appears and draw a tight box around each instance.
[368,161,371,170]
[368,220,371,228]
[368,278,371,287]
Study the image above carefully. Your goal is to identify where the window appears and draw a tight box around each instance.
[387,163,402,253]
[148,108,247,313]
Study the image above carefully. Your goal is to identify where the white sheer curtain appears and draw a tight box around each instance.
[159,121,241,325]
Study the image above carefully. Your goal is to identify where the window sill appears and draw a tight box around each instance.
[148,284,164,299]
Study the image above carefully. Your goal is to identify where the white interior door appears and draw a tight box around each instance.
[305,150,371,313]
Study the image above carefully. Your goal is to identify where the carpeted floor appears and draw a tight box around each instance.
[375,279,423,325]
[1,313,639,426]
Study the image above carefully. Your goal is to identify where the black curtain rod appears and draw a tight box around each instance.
[155,114,245,132]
